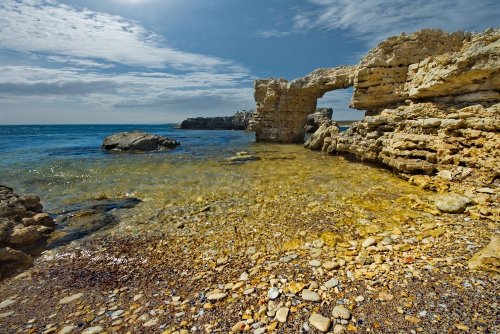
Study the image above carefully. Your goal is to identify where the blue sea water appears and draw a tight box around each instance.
[0,124,255,208]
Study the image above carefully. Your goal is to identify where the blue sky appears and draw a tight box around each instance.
[0,0,498,124]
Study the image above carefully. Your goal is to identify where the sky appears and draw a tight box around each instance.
[0,0,498,124]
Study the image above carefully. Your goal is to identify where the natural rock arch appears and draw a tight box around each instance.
[248,66,357,143]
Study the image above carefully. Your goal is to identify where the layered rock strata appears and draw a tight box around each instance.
[179,111,254,130]
[0,185,55,277]
[255,28,499,208]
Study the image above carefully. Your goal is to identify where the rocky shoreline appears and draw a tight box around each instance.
[0,145,498,333]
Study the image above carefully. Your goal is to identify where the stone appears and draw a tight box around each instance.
[143,318,159,327]
[309,313,331,332]
[332,305,351,319]
[305,108,333,133]
[301,289,321,302]
[22,213,55,228]
[0,311,15,318]
[322,261,340,270]
[179,110,253,130]
[9,226,40,246]
[268,287,280,300]
[333,324,345,334]
[59,325,78,334]
[324,278,339,289]
[81,327,103,334]
[275,307,289,323]
[0,298,16,309]
[434,193,473,213]
[309,259,321,267]
[362,237,377,248]
[207,292,227,301]
[102,131,179,151]
[468,234,500,273]
[58,293,83,304]
[227,154,261,163]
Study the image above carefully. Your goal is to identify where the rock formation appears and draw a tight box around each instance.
[179,111,254,130]
[0,185,55,278]
[102,131,180,152]
[248,66,356,143]
[305,108,333,133]
[254,28,499,212]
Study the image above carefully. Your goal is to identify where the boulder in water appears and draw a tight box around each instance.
[102,131,180,152]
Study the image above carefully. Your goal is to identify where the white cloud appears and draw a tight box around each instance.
[0,65,254,111]
[295,0,499,43]
[0,0,237,70]
[45,55,115,69]
[256,30,291,38]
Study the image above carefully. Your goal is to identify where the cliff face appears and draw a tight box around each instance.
[180,111,253,130]
[255,28,499,203]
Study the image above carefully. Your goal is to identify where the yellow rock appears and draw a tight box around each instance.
[468,234,500,273]
[321,232,340,247]
[288,282,306,294]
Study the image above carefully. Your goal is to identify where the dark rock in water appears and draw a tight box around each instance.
[179,111,253,130]
[305,108,333,133]
[48,197,141,249]
[0,185,55,278]
[102,131,180,152]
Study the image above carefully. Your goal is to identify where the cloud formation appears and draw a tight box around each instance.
[0,0,236,70]
[294,0,499,43]
[0,65,254,110]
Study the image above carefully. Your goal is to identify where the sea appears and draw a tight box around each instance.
[0,124,423,226]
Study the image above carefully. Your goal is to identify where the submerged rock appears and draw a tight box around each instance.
[102,131,179,152]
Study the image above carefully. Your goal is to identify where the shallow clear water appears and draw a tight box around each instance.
[0,124,255,210]
[0,124,429,243]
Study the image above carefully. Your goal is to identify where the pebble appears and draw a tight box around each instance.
[111,310,124,319]
[333,324,345,333]
[0,299,16,309]
[268,287,280,300]
[322,261,340,270]
[207,293,227,301]
[309,313,331,332]
[275,307,289,323]
[254,328,266,334]
[301,289,321,302]
[324,278,339,289]
[59,325,77,334]
[133,294,143,301]
[0,311,15,318]
[81,327,103,334]
[362,237,377,248]
[355,295,365,302]
[309,259,321,267]
[143,318,159,327]
[58,293,83,305]
[332,305,351,319]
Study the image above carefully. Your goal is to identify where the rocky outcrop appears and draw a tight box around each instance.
[248,66,357,143]
[0,185,55,278]
[305,108,333,133]
[468,234,500,273]
[251,28,499,212]
[304,121,340,151]
[179,111,254,130]
[102,131,180,152]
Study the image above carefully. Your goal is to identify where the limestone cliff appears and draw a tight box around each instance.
[254,28,499,213]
